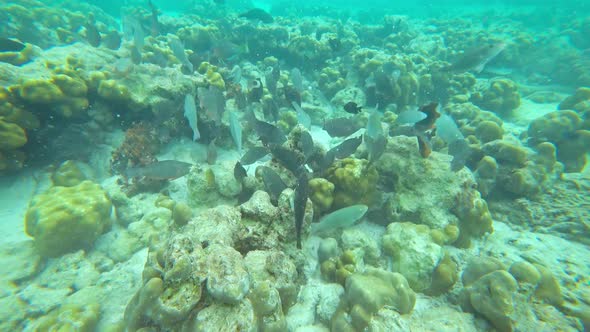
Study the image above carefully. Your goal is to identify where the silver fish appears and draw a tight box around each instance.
[291,68,304,93]
[449,42,506,73]
[184,94,200,141]
[292,101,311,130]
[294,171,309,249]
[126,160,192,180]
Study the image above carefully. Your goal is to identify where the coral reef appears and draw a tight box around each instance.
[326,157,379,209]
[25,180,112,257]
[471,79,521,116]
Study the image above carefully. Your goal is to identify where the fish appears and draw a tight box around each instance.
[366,109,383,140]
[241,146,270,165]
[130,45,142,64]
[125,160,193,180]
[331,135,363,159]
[229,111,243,155]
[239,8,274,23]
[234,161,247,182]
[258,166,287,202]
[246,110,287,145]
[299,130,315,161]
[248,78,264,102]
[269,144,305,175]
[311,205,368,234]
[169,35,193,73]
[207,139,217,165]
[396,109,426,125]
[323,117,363,137]
[365,134,387,165]
[293,171,309,249]
[317,149,336,171]
[284,85,302,107]
[262,97,279,122]
[147,0,160,37]
[448,139,471,172]
[211,40,246,62]
[0,38,25,52]
[448,42,506,73]
[291,68,304,93]
[414,102,440,132]
[184,94,200,141]
[103,30,121,50]
[434,114,464,144]
[343,102,362,114]
[198,86,225,125]
[85,14,101,47]
[292,102,311,130]
[265,65,280,96]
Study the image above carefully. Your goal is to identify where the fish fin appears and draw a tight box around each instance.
[474,63,485,73]
[417,135,432,158]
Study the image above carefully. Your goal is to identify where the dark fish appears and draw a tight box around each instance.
[234,161,247,182]
[0,38,25,52]
[365,134,387,165]
[246,111,287,145]
[331,136,363,159]
[448,139,471,171]
[103,30,121,50]
[262,98,279,122]
[323,117,362,137]
[258,166,287,202]
[207,139,217,165]
[265,65,280,96]
[414,102,440,132]
[85,14,101,47]
[294,171,309,249]
[417,135,432,158]
[449,42,506,73]
[328,38,341,51]
[343,102,362,114]
[284,85,301,107]
[239,8,274,23]
[300,130,315,161]
[241,146,270,165]
[125,160,193,180]
[317,149,336,171]
[269,144,304,175]
[248,78,264,103]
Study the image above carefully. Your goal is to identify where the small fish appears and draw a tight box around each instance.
[269,144,305,175]
[414,102,440,132]
[207,139,217,165]
[396,109,426,125]
[234,161,247,182]
[198,86,225,125]
[294,171,309,249]
[291,68,304,93]
[184,94,200,141]
[169,35,193,73]
[323,117,363,137]
[211,40,246,62]
[130,45,142,64]
[434,114,464,144]
[246,110,286,145]
[331,136,363,159]
[239,8,274,23]
[284,85,302,107]
[366,109,383,140]
[258,166,287,202]
[292,102,311,130]
[0,37,25,52]
[85,14,101,47]
[448,139,471,172]
[229,111,242,155]
[241,146,270,165]
[103,30,121,50]
[343,102,362,114]
[365,134,387,165]
[126,160,193,180]
[299,130,315,161]
[147,0,160,37]
[449,42,506,73]
[248,78,264,102]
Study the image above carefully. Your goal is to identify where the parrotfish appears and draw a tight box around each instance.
[184,94,200,141]
[294,171,309,249]
[258,166,287,202]
[449,42,506,73]
[239,8,274,23]
[331,136,363,159]
[125,160,193,180]
[0,38,25,52]
[241,146,270,165]
[323,117,363,137]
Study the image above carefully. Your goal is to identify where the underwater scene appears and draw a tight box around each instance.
[1,0,589,330]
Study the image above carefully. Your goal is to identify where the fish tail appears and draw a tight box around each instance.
[296,237,302,249]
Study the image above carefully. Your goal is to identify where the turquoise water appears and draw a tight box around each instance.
[1,0,589,331]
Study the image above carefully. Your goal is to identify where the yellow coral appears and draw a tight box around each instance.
[0,117,27,150]
[51,160,86,187]
[97,79,131,101]
[309,178,335,213]
[326,158,379,209]
[0,43,37,65]
[25,180,112,257]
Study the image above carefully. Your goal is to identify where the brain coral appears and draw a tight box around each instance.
[25,180,112,257]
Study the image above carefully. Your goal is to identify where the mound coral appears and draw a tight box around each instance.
[25,180,113,257]
[471,78,521,116]
[326,157,379,209]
